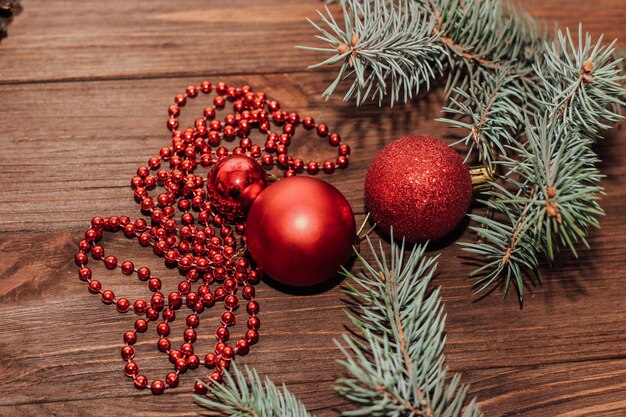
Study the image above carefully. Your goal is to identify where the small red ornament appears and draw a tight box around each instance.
[246,177,356,287]
[206,155,268,221]
[365,135,472,243]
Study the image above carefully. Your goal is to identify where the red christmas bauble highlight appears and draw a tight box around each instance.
[206,155,268,221]
[364,135,472,243]
[245,176,356,287]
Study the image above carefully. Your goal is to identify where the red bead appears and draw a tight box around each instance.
[121,261,134,275]
[101,290,115,304]
[135,319,148,333]
[202,293,216,307]
[186,85,198,97]
[75,252,88,266]
[224,294,239,309]
[200,81,212,93]
[134,375,148,389]
[337,155,349,169]
[175,358,188,372]
[175,94,187,106]
[247,301,260,315]
[222,346,235,360]
[236,338,250,355]
[134,300,148,314]
[157,322,170,337]
[221,311,236,326]
[163,307,176,321]
[168,350,182,364]
[91,216,105,229]
[146,308,160,321]
[246,329,259,344]
[307,161,319,175]
[268,100,280,111]
[248,316,260,330]
[214,96,225,107]
[216,82,228,94]
[323,160,335,174]
[178,281,191,294]
[79,267,92,281]
[204,353,218,368]
[151,379,165,395]
[184,328,197,343]
[187,355,200,369]
[165,372,179,388]
[116,298,131,313]
[124,331,137,345]
[150,298,165,315]
[121,346,135,360]
[148,278,162,292]
[303,116,315,128]
[158,338,171,352]
[168,292,182,309]
[242,285,255,299]
[210,371,223,383]
[91,245,104,259]
[186,314,200,328]
[168,105,180,117]
[124,362,139,377]
[215,342,226,355]
[316,123,329,136]
[194,381,208,395]
[181,342,194,356]
[329,133,341,146]
[215,326,229,341]
[167,118,179,131]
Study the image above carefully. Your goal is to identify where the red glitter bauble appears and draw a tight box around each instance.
[206,155,269,221]
[246,176,356,287]
[365,135,472,243]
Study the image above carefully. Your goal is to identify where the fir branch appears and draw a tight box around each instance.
[298,0,444,105]
[196,238,482,417]
[195,364,312,417]
[501,117,605,260]
[336,237,482,416]
[302,0,625,302]
[536,26,626,133]
[439,68,525,166]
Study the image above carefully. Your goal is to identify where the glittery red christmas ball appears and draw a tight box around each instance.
[206,155,268,221]
[364,135,472,243]
[246,176,356,287]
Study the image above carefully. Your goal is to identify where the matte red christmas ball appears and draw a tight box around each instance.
[365,135,472,243]
[245,176,356,287]
[206,155,268,221]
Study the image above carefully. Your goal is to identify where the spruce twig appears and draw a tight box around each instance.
[335,236,482,416]
[300,0,626,301]
[195,237,482,417]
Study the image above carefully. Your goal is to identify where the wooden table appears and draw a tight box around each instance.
[1,1,625,416]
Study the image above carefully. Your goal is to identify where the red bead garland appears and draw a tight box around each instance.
[74,81,350,395]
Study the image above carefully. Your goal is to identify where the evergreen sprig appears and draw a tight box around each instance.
[301,0,626,301]
[336,237,482,417]
[195,364,312,417]
[196,237,481,416]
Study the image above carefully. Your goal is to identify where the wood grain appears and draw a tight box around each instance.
[1,0,625,416]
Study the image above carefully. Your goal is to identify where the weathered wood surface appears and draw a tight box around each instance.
[1,0,625,416]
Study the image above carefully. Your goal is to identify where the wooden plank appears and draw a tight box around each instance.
[1,211,626,416]
[0,72,458,232]
[1,73,624,232]
[0,0,623,84]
